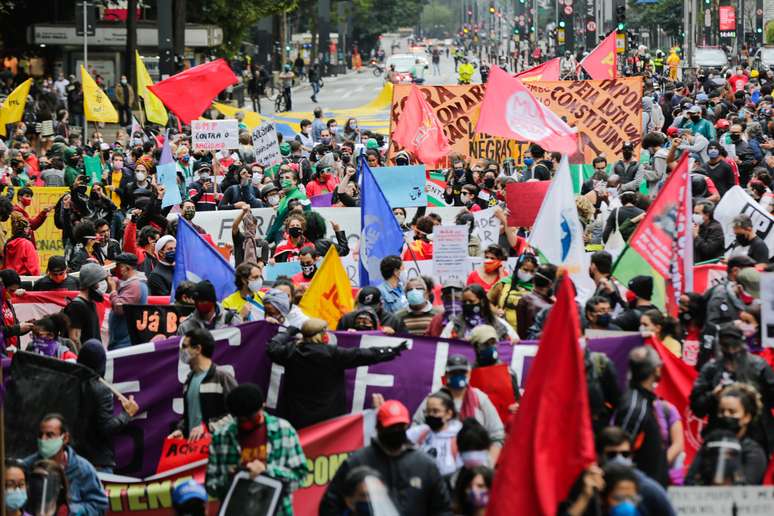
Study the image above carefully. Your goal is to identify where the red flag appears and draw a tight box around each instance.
[391,85,450,166]
[628,153,693,315]
[475,66,578,155]
[649,336,702,466]
[147,59,238,125]
[581,31,618,79]
[514,58,561,82]
[469,364,516,425]
[488,275,595,516]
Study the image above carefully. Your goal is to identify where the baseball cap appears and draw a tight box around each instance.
[114,252,139,268]
[172,480,207,506]
[357,286,382,307]
[446,354,471,374]
[736,267,760,298]
[688,105,702,114]
[666,127,679,137]
[376,400,410,427]
[469,325,498,346]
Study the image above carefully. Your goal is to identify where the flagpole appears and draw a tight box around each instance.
[0,361,6,516]
[401,233,423,278]
[83,0,89,143]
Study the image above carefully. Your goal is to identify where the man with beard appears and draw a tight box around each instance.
[690,323,774,453]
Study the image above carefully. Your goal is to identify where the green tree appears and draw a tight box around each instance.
[421,0,454,38]
[626,0,683,40]
[351,0,425,50]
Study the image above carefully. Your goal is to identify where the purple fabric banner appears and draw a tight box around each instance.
[102,322,642,476]
[309,193,333,207]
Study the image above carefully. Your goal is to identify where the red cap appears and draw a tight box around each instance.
[376,400,410,427]
[715,118,730,129]
[666,127,679,137]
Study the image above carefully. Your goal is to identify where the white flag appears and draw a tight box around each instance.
[528,155,586,273]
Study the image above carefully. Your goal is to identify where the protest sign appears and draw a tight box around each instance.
[252,121,283,167]
[761,273,774,348]
[667,486,774,515]
[191,119,239,151]
[310,193,333,207]
[390,79,642,165]
[505,181,550,227]
[125,304,194,345]
[371,165,428,207]
[156,434,211,474]
[432,225,469,286]
[714,185,774,256]
[427,171,449,207]
[472,207,502,250]
[219,473,284,516]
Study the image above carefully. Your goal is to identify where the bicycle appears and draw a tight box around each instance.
[274,92,289,113]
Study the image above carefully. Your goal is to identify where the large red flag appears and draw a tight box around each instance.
[147,59,238,125]
[488,275,595,516]
[628,153,693,315]
[581,31,618,79]
[391,85,450,166]
[476,66,577,155]
[649,336,702,466]
[514,58,561,82]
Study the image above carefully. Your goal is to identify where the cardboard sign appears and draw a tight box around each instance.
[252,121,282,167]
[191,119,239,151]
[371,165,427,207]
[433,225,470,287]
[505,181,550,227]
[390,79,643,165]
[667,486,774,515]
[472,207,502,249]
[156,434,211,474]
[125,304,195,345]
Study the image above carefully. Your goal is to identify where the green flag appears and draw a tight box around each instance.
[612,244,666,311]
[83,155,103,185]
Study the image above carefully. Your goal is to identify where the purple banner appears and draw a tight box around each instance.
[309,193,333,207]
[103,322,642,477]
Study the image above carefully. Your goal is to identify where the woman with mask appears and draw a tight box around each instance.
[441,284,517,341]
[452,465,492,516]
[222,261,265,322]
[4,459,30,516]
[466,244,507,292]
[488,253,538,329]
[63,262,107,345]
[68,220,102,272]
[147,235,176,296]
[2,212,40,275]
[686,383,767,485]
[640,309,683,358]
[273,213,309,262]
[393,207,409,232]
[407,389,463,478]
[0,269,33,357]
[28,313,76,362]
[341,117,361,144]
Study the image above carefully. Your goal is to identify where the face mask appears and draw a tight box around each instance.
[38,436,63,459]
[477,345,498,366]
[281,179,293,189]
[462,302,481,318]
[164,250,176,263]
[302,264,316,278]
[31,335,59,356]
[51,272,67,283]
[196,300,215,315]
[248,278,263,292]
[622,150,633,159]
[20,196,32,207]
[425,415,445,432]
[5,488,27,510]
[378,426,406,449]
[453,167,465,176]
[288,227,303,238]
[730,133,741,142]
[183,209,196,221]
[461,450,490,468]
[523,157,534,166]
[354,501,372,516]
[447,373,467,390]
[252,173,262,185]
[483,177,496,189]
[113,161,124,170]
[267,194,280,206]
[517,270,534,282]
[483,259,502,273]
[708,149,720,159]
[467,489,490,509]
[94,279,108,295]
[199,172,210,181]
[610,500,638,516]
[121,78,127,84]
[406,289,425,306]
[692,213,704,225]
[717,415,741,433]
[394,213,405,225]
[606,453,634,467]
[320,137,332,145]
[691,115,701,122]
[721,348,742,362]
[136,172,147,182]
[238,413,265,433]
[179,347,191,364]
[735,233,750,246]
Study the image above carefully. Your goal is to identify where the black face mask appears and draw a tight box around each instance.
[717,416,741,434]
[483,177,496,189]
[378,426,406,450]
[735,233,749,245]
[730,133,741,142]
[691,115,702,122]
[622,150,633,160]
[425,415,445,432]
[288,227,303,238]
[462,302,480,318]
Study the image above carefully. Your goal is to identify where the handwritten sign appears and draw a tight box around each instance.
[125,304,195,345]
[433,225,470,287]
[472,207,502,250]
[191,119,239,151]
[668,486,774,515]
[156,434,211,474]
[505,181,550,227]
[252,121,282,167]
[371,165,427,207]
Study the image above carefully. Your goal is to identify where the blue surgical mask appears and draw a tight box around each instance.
[38,436,64,459]
[447,373,468,389]
[5,488,27,510]
[596,313,612,327]
[476,345,498,366]
[610,500,639,516]
[523,157,534,166]
[707,149,720,159]
[406,288,425,306]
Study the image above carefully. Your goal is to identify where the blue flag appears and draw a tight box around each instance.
[172,218,235,301]
[359,161,404,287]
[157,130,182,208]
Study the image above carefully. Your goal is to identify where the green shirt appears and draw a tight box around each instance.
[186,370,207,433]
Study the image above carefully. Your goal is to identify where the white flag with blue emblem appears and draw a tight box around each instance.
[528,155,585,273]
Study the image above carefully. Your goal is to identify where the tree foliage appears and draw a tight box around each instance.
[351,0,425,50]
[626,0,683,39]
[421,0,454,38]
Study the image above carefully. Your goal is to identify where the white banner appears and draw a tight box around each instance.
[191,119,239,151]
[762,272,774,348]
[668,486,774,515]
[715,185,774,257]
[252,121,282,167]
[473,207,502,250]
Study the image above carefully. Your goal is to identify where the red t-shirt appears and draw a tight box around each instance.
[238,424,268,466]
[2,301,18,349]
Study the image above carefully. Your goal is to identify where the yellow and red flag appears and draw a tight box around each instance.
[580,31,617,80]
[298,245,354,329]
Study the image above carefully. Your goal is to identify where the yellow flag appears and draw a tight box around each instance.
[135,51,168,126]
[81,65,118,123]
[0,78,32,136]
[298,246,354,329]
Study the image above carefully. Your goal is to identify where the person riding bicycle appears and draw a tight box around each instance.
[409,59,426,85]
[458,58,474,85]
[279,64,295,112]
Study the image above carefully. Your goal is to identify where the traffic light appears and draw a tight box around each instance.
[616,5,626,31]
[489,2,495,14]
[513,27,520,35]
[559,20,566,28]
